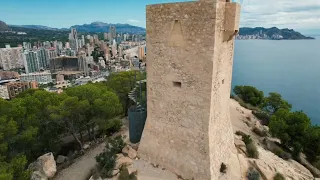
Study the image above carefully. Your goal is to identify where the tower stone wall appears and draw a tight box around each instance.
[138,0,240,179]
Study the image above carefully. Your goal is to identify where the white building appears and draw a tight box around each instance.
[112,39,117,57]
[0,46,25,70]
[0,85,9,99]
[20,71,53,84]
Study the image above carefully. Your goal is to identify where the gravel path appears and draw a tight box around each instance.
[54,120,129,180]
[53,142,106,180]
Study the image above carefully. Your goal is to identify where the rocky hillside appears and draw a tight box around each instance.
[0,20,10,31]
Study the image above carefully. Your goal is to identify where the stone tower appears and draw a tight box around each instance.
[138,0,241,179]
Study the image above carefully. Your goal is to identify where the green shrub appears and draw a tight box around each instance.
[247,167,260,180]
[118,166,137,180]
[253,111,271,125]
[108,119,123,133]
[274,173,285,180]
[107,135,126,154]
[272,146,292,160]
[95,136,126,178]
[242,135,253,145]
[95,150,116,178]
[252,127,268,137]
[98,119,123,135]
[235,131,247,137]
[233,86,264,106]
[247,142,259,159]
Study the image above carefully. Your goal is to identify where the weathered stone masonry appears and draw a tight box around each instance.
[138,0,240,179]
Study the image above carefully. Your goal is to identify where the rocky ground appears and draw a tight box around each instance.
[35,99,316,180]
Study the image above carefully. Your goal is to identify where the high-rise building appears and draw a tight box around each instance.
[37,48,49,69]
[69,28,79,51]
[20,71,53,84]
[65,42,70,49]
[109,26,116,40]
[93,35,99,44]
[104,33,108,40]
[118,45,123,58]
[24,50,40,73]
[46,48,58,59]
[112,39,117,57]
[123,33,128,41]
[23,42,32,50]
[81,35,85,46]
[89,36,94,44]
[0,47,25,70]
[138,46,146,60]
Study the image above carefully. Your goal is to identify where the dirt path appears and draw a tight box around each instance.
[53,142,106,180]
[54,119,129,180]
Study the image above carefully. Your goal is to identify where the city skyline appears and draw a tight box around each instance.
[0,0,319,35]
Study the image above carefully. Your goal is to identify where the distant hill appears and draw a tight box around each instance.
[8,22,146,34]
[0,20,10,31]
[71,22,145,34]
[10,25,69,31]
[239,27,314,40]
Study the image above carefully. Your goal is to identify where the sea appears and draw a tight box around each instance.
[232,37,320,125]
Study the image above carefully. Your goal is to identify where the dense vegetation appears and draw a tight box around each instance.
[233,85,320,166]
[0,26,69,48]
[106,71,146,115]
[95,136,126,178]
[0,71,144,179]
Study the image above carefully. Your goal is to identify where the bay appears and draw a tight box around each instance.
[232,37,320,125]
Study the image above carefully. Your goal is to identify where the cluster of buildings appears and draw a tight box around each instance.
[0,71,38,99]
[0,26,146,99]
[236,31,284,40]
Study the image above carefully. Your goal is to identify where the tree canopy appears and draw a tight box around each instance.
[0,83,123,179]
[106,71,146,115]
[233,86,264,106]
[262,92,292,114]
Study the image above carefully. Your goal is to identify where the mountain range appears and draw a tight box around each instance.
[0,20,316,40]
[9,22,146,34]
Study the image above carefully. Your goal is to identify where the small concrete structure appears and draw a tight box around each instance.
[138,0,241,179]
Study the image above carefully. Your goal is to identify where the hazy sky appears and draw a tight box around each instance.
[0,0,319,34]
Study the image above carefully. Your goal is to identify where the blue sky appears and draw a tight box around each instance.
[0,0,319,35]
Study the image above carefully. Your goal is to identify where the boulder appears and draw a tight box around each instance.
[116,153,124,160]
[127,167,137,175]
[112,169,119,176]
[56,155,68,164]
[234,139,246,147]
[122,145,137,159]
[130,143,139,151]
[115,157,133,169]
[29,153,56,178]
[89,175,102,180]
[30,171,48,180]
[83,144,90,150]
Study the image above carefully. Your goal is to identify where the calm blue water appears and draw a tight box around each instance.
[232,37,320,125]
